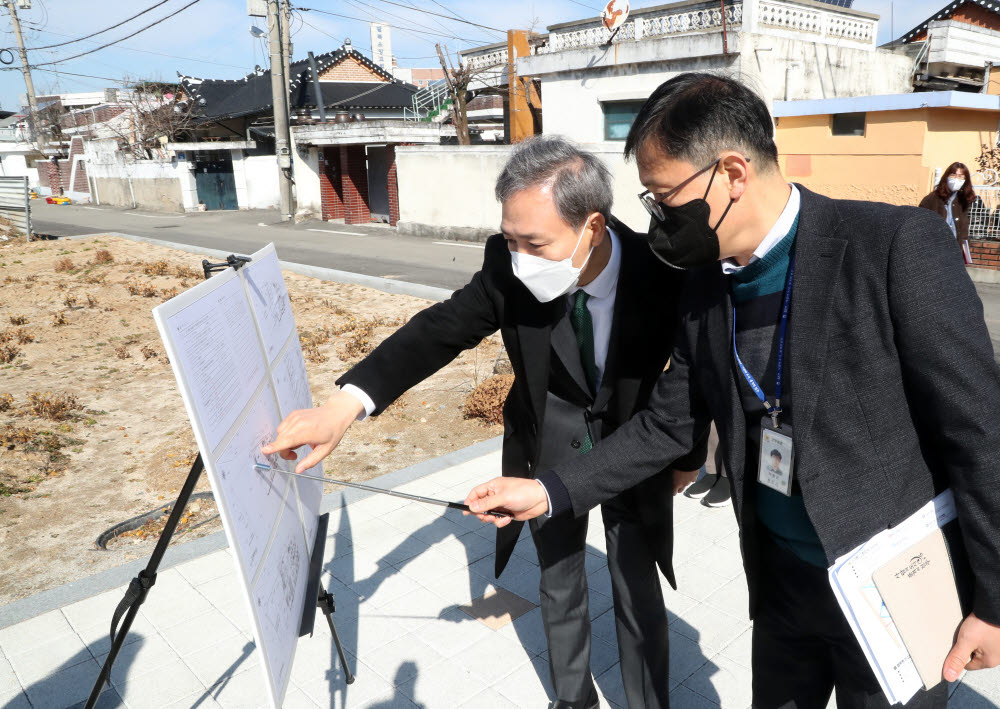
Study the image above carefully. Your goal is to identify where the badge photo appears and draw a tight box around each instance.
[758,423,794,496]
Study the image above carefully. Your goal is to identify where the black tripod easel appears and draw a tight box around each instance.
[84,255,353,709]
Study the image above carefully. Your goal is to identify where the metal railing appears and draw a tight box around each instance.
[404,79,453,122]
[971,186,1000,240]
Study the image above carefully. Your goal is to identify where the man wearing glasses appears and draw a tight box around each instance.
[263,135,704,709]
[467,73,1000,707]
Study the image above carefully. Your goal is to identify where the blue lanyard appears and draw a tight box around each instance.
[732,254,795,427]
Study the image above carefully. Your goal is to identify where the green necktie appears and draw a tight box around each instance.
[569,290,597,453]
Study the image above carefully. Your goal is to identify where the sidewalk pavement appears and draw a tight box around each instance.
[1,445,998,709]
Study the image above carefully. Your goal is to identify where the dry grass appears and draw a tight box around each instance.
[51,311,68,327]
[0,344,21,364]
[25,391,83,421]
[63,294,77,308]
[91,249,114,265]
[463,374,514,426]
[14,328,34,345]
[54,257,75,273]
[336,315,404,361]
[173,264,200,279]
[140,345,158,360]
[124,277,158,298]
[114,345,131,360]
[141,260,170,276]
[0,393,13,411]
[86,294,98,309]
[82,273,106,285]
[0,330,10,344]
[8,314,27,326]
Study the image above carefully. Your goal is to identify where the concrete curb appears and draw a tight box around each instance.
[968,267,1000,285]
[66,231,456,302]
[0,435,502,630]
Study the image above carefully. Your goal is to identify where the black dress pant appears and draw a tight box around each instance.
[529,493,670,708]
[752,532,949,709]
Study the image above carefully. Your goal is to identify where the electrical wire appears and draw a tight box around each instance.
[6,0,173,52]
[29,0,204,68]
[367,0,503,32]
[3,24,249,70]
[296,15,438,60]
[297,6,479,42]
[341,0,477,43]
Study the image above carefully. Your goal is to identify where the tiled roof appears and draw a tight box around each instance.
[179,45,416,121]
[899,0,1000,43]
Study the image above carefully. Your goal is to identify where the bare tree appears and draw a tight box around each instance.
[436,44,472,145]
[104,79,197,159]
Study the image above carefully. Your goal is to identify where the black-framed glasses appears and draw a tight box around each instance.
[638,156,748,221]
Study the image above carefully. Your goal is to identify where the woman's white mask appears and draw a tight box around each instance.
[948,176,966,192]
[510,220,594,303]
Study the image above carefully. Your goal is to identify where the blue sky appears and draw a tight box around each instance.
[0,0,945,111]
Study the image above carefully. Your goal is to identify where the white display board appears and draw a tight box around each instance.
[153,244,323,707]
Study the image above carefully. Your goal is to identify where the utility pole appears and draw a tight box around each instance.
[4,0,40,145]
[267,0,293,221]
[280,0,292,101]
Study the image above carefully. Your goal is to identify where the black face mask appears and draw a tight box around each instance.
[647,163,735,270]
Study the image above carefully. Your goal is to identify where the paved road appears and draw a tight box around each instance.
[29,202,1000,354]
[31,203,486,291]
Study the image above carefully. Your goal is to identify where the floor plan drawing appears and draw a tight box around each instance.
[153,244,323,707]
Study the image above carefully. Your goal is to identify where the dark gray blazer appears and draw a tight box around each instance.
[540,186,1000,623]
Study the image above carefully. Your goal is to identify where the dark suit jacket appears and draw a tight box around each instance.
[337,218,705,580]
[541,186,1000,623]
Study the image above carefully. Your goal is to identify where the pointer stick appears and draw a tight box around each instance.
[254,464,509,519]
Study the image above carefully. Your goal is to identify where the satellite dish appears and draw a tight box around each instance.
[601,0,630,32]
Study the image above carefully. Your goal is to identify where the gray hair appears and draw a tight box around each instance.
[494,135,613,228]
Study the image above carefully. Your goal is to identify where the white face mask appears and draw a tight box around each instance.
[510,220,594,303]
[948,176,966,192]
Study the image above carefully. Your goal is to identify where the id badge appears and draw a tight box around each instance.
[758,417,794,496]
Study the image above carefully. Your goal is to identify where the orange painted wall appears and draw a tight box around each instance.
[775,106,999,206]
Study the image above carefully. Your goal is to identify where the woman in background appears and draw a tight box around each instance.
[919,162,974,262]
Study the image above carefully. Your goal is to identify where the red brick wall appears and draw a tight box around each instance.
[386,145,399,227]
[59,105,126,130]
[318,56,387,83]
[46,160,64,195]
[319,148,344,221]
[340,145,370,225]
[970,239,1000,270]
[73,160,89,193]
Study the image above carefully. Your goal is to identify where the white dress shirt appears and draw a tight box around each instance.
[342,227,623,421]
[721,184,800,274]
[568,226,620,391]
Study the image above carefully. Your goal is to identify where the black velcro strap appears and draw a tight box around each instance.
[109,570,157,650]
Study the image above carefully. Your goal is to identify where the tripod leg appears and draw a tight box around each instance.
[317,586,354,684]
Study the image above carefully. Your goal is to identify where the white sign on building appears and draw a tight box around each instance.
[370,22,392,69]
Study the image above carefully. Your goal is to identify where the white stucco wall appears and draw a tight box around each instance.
[396,144,650,236]
[0,150,38,188]
[294,144,322,216]
[244,155,280,210]
[529,31,912,144]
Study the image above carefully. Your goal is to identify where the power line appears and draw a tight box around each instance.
[11,25,250,70]
[30,0,203,68]
[368,0,503,32]
[296,6,480,42]
[341,0,469,42]
[6,0,173,52]
[296,15,438,60]
[564,0,603,12]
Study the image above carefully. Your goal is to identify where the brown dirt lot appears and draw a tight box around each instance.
[0,235,507,605]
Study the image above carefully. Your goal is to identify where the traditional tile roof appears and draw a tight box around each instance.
[178,45,417,122]
[899,0,1000,43]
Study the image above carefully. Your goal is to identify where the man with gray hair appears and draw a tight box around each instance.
[264,135,704,708]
